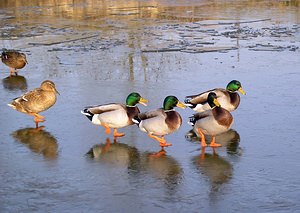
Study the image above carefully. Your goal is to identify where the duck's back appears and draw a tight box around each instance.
[2,51,27,69]
[12,89,57,114]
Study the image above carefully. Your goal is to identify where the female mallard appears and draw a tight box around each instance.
[8,80,59,128]
[132,96,186,148]
[185,80,245,112]
[188,92,233,147]
[1,49,28,76]
[81,92,148,138]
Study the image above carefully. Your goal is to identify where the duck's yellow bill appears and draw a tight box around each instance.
[139,97,148,106]
[213,98,221,107]
[176,101,187,109]
[238,87,246,95]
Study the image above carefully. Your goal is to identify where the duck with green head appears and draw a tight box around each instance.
[1,49,28,77]
[81,92,148,138]
[185,80,245,112]
[133,96,186,148]
[188,92,233,147]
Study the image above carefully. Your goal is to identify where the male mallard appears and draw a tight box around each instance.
[188,92,233,147]
[81,92,148,138]
[132,96,186,148]
[8,80,59,128]
[185,80,245,112]
[1,49,28,77]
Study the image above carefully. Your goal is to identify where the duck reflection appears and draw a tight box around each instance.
[142,149,183,191]
[11,126,58,159]
[2,75,27,91]
[186,128,241,155]
[86,138,140,170]
[192,149,232,191]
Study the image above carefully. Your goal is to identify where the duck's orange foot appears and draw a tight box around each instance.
[160,142,172,147]
[209,136,222,147]
[201,141,208,147]
[200,147,206,160]
[113,129,125,137]
[198,128,208,147]
[104,126,111,135]
[149,149,166,158]
[114,133,125,137]
[210,143,222,147]
[147,134,172,147]
[35,120,45,130]
[34,117,45,128]
[35,118,45,122]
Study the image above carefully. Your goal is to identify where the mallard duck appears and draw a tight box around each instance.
[132,96,186,148]
[185,80,245,112]
[8,80,59,128]
[188,92,233,147]
[1,49,28,77]
[81,92,148,138]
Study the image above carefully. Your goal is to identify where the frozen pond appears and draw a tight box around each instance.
[0,0,300,212]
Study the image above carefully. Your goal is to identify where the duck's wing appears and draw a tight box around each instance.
[84,103,124,115]
[185,89,214,105]
[18,53,28,64]
[193,110,213,120]
[13,88,42,103]
[188,110,213,126]
[138,108,165,121]
[185,88,226,105]
[8,88,47,113]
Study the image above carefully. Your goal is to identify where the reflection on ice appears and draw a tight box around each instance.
[186,128,242,155]
[11,126,58,159]
[87,138,182,192]
[192,149,232,191]
[2,75,27,91]
[86,138,140,169]
[142,149,182,186]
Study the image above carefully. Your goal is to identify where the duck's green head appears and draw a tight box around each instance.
[226,80,246,95]
[126,92,148,107]
[208,92,221,108]
[163,96,186,110]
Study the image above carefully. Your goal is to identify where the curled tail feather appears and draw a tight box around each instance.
[132,116,141,126]
[81,108,94,121]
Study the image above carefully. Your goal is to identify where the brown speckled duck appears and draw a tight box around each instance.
[188,92,233,148]
[8,80,59,128]
[1,49,28,76]
[132,96,186,148]
[185,80,245,112]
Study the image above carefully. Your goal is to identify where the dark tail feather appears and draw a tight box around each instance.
[187,115,196,126]
[184,98,196,109]
[86,148,95,158]
[132,116,141,126]
[81,108,94,121]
